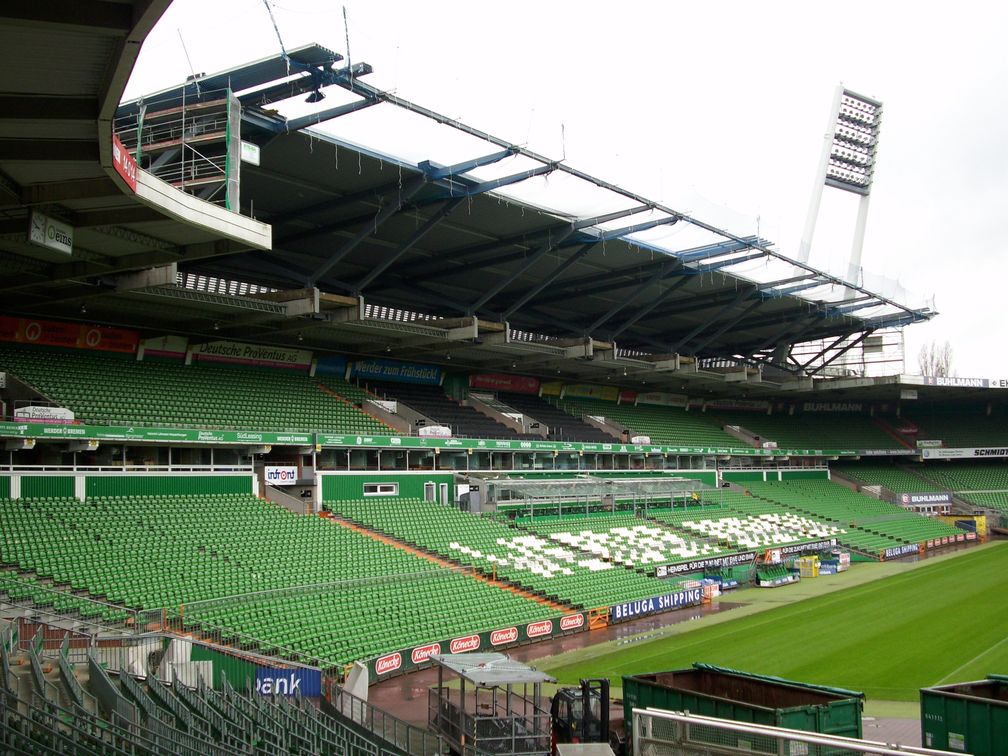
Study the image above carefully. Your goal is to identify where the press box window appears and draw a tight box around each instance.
[363,483,399,497]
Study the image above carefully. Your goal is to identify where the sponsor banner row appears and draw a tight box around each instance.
[0,316,138,354]
[193,340,312,370]
[780,538,838,556]
[563,383,619,402]
[925,534,972,549]
[349,358,442,386]
[635,391,689,408]
[0,420,918,459]
[610,587,704,623]
[0,421,311,446]
[370,613,586,679]
[922,447,1008,460]
[314,354,348,376]
[882,543,921,560]
[469,373,540,394]
[914,375,1008,389]
[656,552,756,578]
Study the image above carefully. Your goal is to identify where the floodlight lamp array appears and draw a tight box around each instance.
[825,89,882,195]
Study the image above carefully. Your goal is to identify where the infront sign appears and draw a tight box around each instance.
[264,466,298,485]
[28,211,73,255]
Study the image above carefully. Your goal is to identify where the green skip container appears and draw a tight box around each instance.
[623,663,864,741]
[920,675,1008,755]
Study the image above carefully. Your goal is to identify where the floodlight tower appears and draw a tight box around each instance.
[797,86,883,287]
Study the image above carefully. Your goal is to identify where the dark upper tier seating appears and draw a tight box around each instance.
[0,343,392,435]
[366,381,539,439]
[498,392,617,442]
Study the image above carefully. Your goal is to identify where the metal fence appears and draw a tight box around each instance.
[326,679,447,755]
[632,708,965,756]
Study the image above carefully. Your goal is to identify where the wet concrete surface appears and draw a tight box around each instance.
[365,593,925,751]
[368,599,745,727]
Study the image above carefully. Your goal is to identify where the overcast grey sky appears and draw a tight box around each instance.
[124,1,1008,377]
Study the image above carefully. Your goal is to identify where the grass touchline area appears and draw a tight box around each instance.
[538,543,1008,711]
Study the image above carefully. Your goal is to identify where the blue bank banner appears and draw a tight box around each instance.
[349,358,442,385]
[610,587,703,623]
[254,666,322,697]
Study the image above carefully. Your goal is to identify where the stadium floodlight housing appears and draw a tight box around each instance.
[825,90,882,195]
[797,86,883,284]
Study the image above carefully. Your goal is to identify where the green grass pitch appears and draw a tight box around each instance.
[542,543,1008,701]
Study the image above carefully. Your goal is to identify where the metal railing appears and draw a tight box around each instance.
[0,464,253,473]
[327,680,447,755]
[632,708,964,756]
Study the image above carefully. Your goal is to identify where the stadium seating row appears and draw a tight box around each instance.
[328,498,679,607]
[0,494,553,667]
[517,512,724,570]
[744,481,964,553]
[556,398,739,447]
[0,344,391,436]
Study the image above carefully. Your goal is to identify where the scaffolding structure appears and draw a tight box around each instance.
[114,87,242,210]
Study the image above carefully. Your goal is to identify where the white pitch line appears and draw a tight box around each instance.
[935,635,1008,685]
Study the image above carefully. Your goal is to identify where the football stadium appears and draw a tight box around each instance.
[1,3,1006,755]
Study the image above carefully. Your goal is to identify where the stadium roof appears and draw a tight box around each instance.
[0,11,939,395]
[109,45,932,379]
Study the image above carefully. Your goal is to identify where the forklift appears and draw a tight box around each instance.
[551,678,620,755]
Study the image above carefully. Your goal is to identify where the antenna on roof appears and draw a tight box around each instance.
[177,29,201,95]
[261,0,289,64]
[343,6,354,91]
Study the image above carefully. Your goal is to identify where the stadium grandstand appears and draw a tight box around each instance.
[0,2,1004,754]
